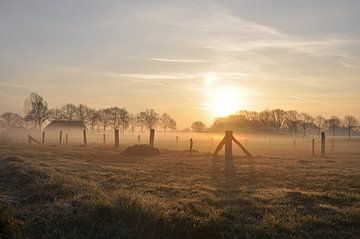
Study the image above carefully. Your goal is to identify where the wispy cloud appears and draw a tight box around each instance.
[148,58,208,63]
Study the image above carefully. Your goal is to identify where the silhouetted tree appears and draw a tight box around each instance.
[191,121,206,132]
[23,93,48,129]
[143,109,159,130]
[108,107,122,129]
[344,115,358,140]
[136,112,146,133]
[87,109,100,131]
[160,113,177,132]
[61,103,77,121]
[285,110,300,135]
[98,109,111,131]
[76,104,91,123]
[0,112,24,127]
[48,108,64,120]
[269,109,287,130]
[118,108,130,133]
[315,115,327,136]
[328,116,340,137]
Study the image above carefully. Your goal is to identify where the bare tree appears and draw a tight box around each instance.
[328,116,340,137]
[315,115,327,136]
[285,110,300,135]
[191,121,206,132]
[61,103,77,121]
[48,108,64,120]
[269,109,287,130]
[0,112,24,127]
[344,115,358,140]
[143,109,159,130]
[118,108,130,133]
[136,112,146,133]
[98,109,111,131]
[299,113,314,136]
[24,93,48,129]
[160,113,177,132]
[76,104,90,123]
[108,107,122,129]
[87,109,100,131]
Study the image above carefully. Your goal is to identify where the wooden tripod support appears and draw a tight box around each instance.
[213,130,253,159]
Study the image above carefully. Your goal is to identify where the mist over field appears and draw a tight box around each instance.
[1,1,360,238]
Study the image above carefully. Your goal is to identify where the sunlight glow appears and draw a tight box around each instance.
[207,87,244,117]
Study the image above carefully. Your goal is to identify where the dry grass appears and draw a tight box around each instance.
[0,144,359,239]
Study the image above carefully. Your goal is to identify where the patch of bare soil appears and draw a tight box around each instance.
[122,144,161,157]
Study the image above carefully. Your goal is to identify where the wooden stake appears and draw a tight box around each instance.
[137,135,140,144]
[103,134,106,144]
[42,132,45,144]
[59,131,62,144]
[225,130,233,161]
[312,138,315,157]
[114,129,119,148]
[189,138,193,156]
[331,139,334,152]
[28,134,31,144]
[293,139,296,150]
[176,136,179,145]
[83,130,87,146]
[321,132,325,158]
[66,134,68,145]
[149,129,155,147]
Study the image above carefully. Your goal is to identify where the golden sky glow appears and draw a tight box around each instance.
[1,1,360,128]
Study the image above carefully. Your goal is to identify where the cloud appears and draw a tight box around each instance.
[148,58,208,63]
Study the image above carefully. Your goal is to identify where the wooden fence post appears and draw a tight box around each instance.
[331,139,334,152]
[269,138,272,150]
[225,130,233,161]
[28,134,31,144]
[176,136,179,145]
[83,130,87,146]
[103,134,106,144]
[149,129,155,147]
[114,129,119,148]
[137,135,141,144]
[66,134,68,145]
[189,138,193,156]
[59,131,62,144]
[321,132,325,158]
[42,132,45,144]
[312,138,315,157]
[293,139,296,150]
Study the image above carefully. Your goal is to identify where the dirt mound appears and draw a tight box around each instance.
[122,144,161,157]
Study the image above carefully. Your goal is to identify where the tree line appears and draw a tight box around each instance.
[0,93,177,133]
[210,109,359,139]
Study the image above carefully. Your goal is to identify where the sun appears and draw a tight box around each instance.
[207,87,243,117]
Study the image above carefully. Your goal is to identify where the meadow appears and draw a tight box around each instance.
[0,133,359,239]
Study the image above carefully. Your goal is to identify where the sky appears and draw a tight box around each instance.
[1,0,360,128]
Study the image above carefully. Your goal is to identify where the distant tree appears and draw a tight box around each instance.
[87,109,100,131]
[48,108,64,120]
[299,113,314,136]
[118,108,130,133]
[269,109,287,130]
[314,115,327,136]
[23,93,48,129]
[160,113,177,132]
[61,103,77,121]
[76,104,90,123]
[108,107,122,129]
[143,109,159,130]
[136,112,146,133]
[0,112,24,127]
[285,110,301,135]
[344,115,358,140]
[328,116,340,137]
[191,121,206,132]
[98,109,111,131]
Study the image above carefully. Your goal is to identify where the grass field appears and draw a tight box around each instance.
[0,143,359,239]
